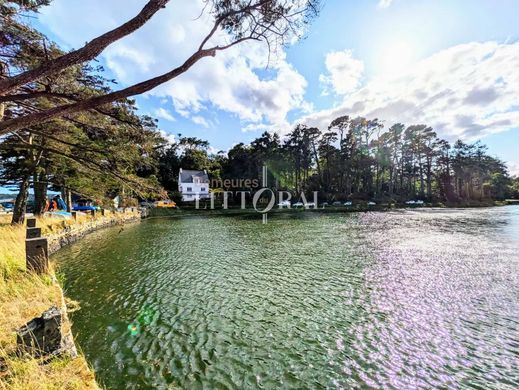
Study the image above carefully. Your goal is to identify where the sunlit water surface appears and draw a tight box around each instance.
[54,207,519,389]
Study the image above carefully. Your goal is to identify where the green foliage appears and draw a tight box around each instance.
[506,176,519,199]
[0,8,165,220]
[212,0,321,42]
[157,120,513,204]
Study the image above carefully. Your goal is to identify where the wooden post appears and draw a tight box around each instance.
[66,189,72,212]
[90,210,96,219]
[26,227,41,239]
[71,211,77,220]
[26,217,37,228]
[101,209,105,216]
[26,237,49,274]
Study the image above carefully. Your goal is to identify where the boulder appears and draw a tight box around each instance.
[16,306,77,359]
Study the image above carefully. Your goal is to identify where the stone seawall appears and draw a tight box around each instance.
[48,212,141,255]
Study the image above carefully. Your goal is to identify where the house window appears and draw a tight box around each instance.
[187,187,192,192]
[201,187,206,192]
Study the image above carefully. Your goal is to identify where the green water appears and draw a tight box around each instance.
[54,208,519,389]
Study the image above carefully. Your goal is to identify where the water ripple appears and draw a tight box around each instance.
[54,207,519,389]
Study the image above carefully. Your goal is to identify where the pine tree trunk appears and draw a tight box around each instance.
[11,176,29,225]
[426,157,433,200]
[33,171,48,215]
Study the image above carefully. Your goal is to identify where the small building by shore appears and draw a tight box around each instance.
[178,169,210,202]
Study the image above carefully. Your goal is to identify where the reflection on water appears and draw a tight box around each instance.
[54,207,519,389]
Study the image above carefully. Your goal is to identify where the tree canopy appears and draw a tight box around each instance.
[156,119,515,205]
[0,0,321,135]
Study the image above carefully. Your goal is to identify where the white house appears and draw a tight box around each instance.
[178,169,210,202]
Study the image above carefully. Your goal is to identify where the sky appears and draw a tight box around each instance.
[30,0,519,175]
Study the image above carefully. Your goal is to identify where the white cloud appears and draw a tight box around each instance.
[241,123,273,133]
[207,146,221,155]
[154,108,176,122]
[39,0,308,131]
[319,49,364,95]
[151,48,307,132]
[191,115,210,128]
[507,162,519,177]
[302,41,519,142]
[377,0,393,9]
[159,130,176,144]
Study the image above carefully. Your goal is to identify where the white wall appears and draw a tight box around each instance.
[179,181,210,202]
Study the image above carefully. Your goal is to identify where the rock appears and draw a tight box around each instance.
[16,306,77,359]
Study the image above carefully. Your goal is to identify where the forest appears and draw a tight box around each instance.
[1,0,518,225]
[157,122,518,205]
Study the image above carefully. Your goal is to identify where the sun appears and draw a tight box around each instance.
[377,40,417,77]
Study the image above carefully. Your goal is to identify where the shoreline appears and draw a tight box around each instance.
[146,200,516,220]
[0,210,141,389]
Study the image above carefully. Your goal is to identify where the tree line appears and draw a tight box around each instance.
[157,119,516,205]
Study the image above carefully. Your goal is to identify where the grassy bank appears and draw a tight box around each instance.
[0,211,138,390]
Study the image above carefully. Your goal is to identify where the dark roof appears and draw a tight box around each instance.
[179,169,209,183]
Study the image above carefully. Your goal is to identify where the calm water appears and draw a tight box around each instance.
[54,208,519,389]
